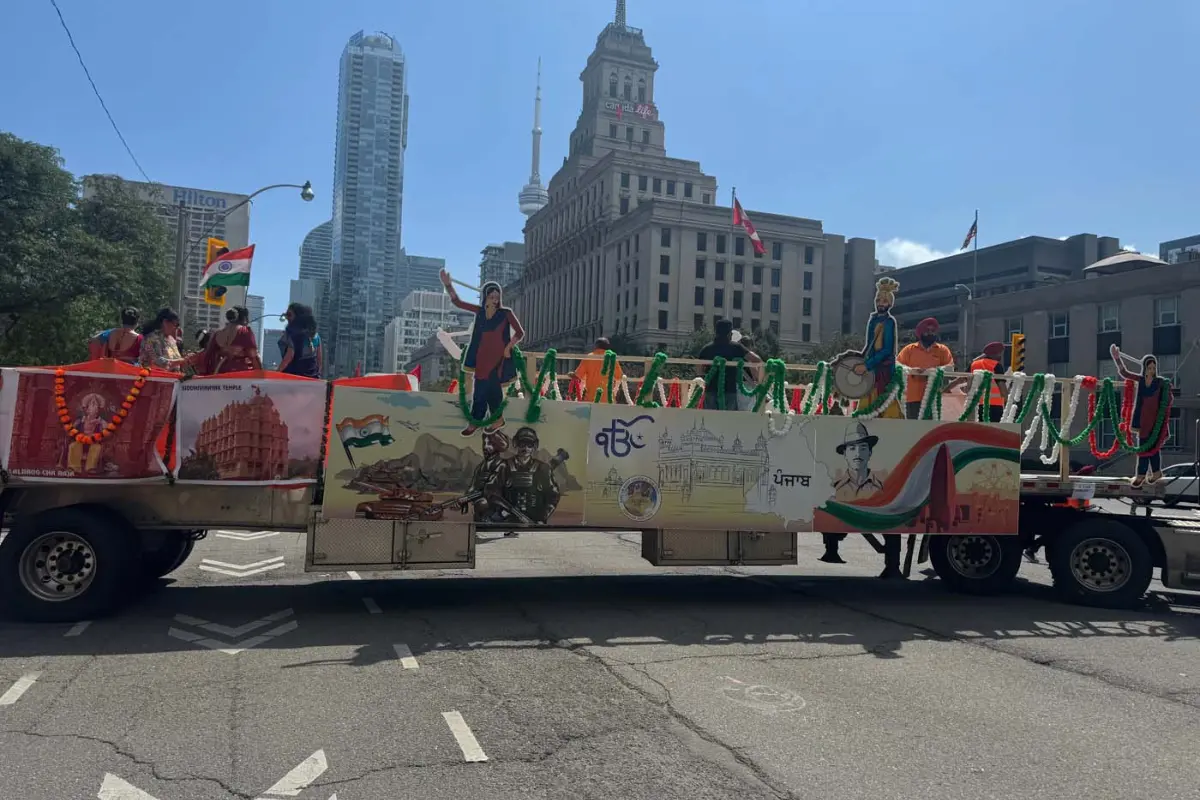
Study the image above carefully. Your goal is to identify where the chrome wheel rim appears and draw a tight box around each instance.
[1069,538,1131,593]
[945,535,1001,579]
[18,532,97,602]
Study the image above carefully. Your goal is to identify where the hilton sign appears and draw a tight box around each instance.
[172,188,230,209]
[605,100,657,121]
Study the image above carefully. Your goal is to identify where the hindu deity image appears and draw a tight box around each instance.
[67,392,111,473]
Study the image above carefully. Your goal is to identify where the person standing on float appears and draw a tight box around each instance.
[851,277,904,419]
[440,269,525,437]
[1111,344,1169,486]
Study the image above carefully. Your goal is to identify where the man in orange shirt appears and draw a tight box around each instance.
[969,341,1008,423]
[571,338,624,402]
[897,317,955,420]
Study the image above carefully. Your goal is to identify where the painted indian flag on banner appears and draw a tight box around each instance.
[200,244,255,290]
[336,414,394,448]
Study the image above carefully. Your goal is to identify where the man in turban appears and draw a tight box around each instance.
[897,317,955,419]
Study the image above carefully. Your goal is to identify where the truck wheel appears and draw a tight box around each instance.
[0,506,142,623]
[928,534,1023,595]
[1047,518,1152,609]
[140,534,196,582]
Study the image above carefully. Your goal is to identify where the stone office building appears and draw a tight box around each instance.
[507,5,877,355]
[970,253,1199,469]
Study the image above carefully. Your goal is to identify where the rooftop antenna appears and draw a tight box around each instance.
[615,0,626,27]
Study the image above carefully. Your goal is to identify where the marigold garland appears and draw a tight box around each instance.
[54,366,150,444]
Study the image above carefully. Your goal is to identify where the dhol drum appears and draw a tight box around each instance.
[830,353,875,400]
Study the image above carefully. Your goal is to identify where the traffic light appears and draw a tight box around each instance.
[1010,333,1026,373]
[203,238,229,306]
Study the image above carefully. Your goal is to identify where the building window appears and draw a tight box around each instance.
[694,313,705,331]
[752,265,763,285]
[684,182,693,199]
[619,197,629,214]
[697,232,707,251]
[620,172,630,189]
[804,245,815,265]
[638,175,648,192]
[1049,361,1068,376]
[714,288,725,308]
[694,287,705,306]
[732,316,742,329]
[625,264,630,283]
[634,260,639,279]
[1167,408,1183,450]
[695,259,706,279]
[769,320,779,334]
[735,236,745,256]
[734,263,744,283]
[1096,418,1116,452]
[716,234,727,254]
[802,271,813,291]
[802,323,811,342]
[1157,354,1179,383]
[666,180,676,195]
[733,290,743,309]
[658,310,668,330]
[802,297,812,316]
[609,73,618,97]
[1097,359,1119,381]
[609,123,617,138]
[653,177,662,193]
[1049,312,1069,338]
[633,287,638,307]
[641,130,650,144]
[1004,317,1023,338]
[659,282,669,302]
[751,318,761,331]
[770,294,780,314]
[752,293,762,312]
[772,242,782,260]
[660,227,671,247]
[659,255,670,274]
[635,235,640,252]
[770,268,780,288]
[715,261,726,281]
[702,193,711,204]
[623,76,632,99]
[637,79,646,103]
[1099,302,1120,333]
[616,294,621,311]
[1155,296,1180,327]
[625,126,634,142]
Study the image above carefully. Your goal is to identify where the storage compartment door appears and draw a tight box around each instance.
[309,517,397,568]
[399,521,475,570]
[734,531,797,565]
[641,529,734,566]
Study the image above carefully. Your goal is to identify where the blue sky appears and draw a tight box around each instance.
[5,0,1196,319]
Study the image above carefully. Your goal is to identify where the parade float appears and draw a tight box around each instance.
[0,278,1195,622]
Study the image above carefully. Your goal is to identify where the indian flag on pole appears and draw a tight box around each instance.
[201,244,255,305]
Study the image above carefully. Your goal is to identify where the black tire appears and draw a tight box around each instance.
[140,534,195,581]
[928,534,1023,596]
[0,505,142,623]
[1047,518,1153,609]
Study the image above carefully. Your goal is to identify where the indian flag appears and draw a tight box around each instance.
[337,414,394,448]
[201,244,255,291]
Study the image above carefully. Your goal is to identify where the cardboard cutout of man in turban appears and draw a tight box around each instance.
[845,277,903,418]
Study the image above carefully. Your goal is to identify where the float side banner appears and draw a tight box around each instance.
[584,409,1021,535]
[0,368,17,471]
[5,368,175,483]
[321,386,592,527]
[175,376,327,485]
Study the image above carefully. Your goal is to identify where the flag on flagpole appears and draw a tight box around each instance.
[961,217,978,250]
[201,244,255,306]
[337,415,395,449]
[732,197,766,256]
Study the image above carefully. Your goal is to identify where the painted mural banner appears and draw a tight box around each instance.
[0,362,176,482]
[585,407,1021,535]
[320,386,592,528]
[174,374,326,485]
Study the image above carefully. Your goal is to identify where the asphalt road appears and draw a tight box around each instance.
[2,521,1199,800]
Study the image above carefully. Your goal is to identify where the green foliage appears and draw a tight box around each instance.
[805,332,861,365]
[744,326,783,360]
[605,332,643,357]
[0,133,173,366]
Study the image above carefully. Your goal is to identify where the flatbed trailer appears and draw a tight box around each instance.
[1,354,1198,623]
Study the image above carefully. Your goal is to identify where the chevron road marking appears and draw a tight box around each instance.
[98,773,160,799]
[167,609,298,655]
[198,556,286,578]
[0,672,40,706]
[214,530,282,541]
[258,749,328,797]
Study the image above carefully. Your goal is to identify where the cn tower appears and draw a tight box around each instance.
[518,58,549,217]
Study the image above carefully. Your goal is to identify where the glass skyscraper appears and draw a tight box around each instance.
[328,30,409,376]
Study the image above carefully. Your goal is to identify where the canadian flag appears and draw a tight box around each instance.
[733,197,766,256]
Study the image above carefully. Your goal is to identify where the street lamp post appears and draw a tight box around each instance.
[174,181,315,318]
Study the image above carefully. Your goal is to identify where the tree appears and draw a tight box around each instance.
[606,332,643,357]
[806,332,861,365]
[745,326,783,360]
[0,133,172,366]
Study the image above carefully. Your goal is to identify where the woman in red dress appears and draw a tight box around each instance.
[1111,344,1169,486]
[440,270,524,436]
[201,305,261,374]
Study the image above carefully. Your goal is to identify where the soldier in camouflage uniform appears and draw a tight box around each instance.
[489,426,560,527]
[461,430,510,523]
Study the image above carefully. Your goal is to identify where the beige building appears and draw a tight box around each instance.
[507,8,877,355]
[970,254,1198,469]
[404,332,461,386]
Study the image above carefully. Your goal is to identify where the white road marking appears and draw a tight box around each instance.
[198,556,286,578]
[0,672,40,706]
[168,610,298,655]
[98,773,160,799]
[65,621,92,637]
[393,643,419,669]
[174,609,293,638]
[260,749,328,797]
[215,530,281,541]
[362,597,381,614]
[346,570,362,580]
[442,711,488,762]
